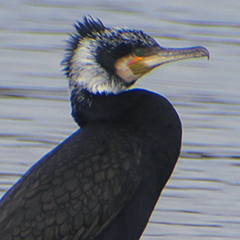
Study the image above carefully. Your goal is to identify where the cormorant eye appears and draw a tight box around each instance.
[133,48,144,56]
[133,48,156,57]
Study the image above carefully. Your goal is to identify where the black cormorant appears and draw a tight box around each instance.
[0,17,209,240]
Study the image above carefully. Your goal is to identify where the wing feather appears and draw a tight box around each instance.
[0,124,142,240]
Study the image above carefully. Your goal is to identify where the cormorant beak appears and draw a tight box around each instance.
[115,46,209,83]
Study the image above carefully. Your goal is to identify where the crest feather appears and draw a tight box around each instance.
[62,16,105,77]
[75,16,105,38]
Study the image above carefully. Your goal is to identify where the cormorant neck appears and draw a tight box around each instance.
[71,87,182,166]
[71,88,181,132]
[71,88,129,127]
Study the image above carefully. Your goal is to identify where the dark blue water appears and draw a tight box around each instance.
[1,0,240,239]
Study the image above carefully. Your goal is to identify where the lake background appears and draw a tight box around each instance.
[0,0,240,239]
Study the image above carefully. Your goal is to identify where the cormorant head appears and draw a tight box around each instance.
[62,16,209,95]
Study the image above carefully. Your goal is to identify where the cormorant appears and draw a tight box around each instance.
[0,16,209,240]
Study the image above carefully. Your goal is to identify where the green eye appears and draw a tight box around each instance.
[133,48,144,56]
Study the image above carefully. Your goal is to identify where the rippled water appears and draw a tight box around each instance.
[1,0,240,239]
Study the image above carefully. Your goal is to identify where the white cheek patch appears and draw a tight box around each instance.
[69,39,126,95]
